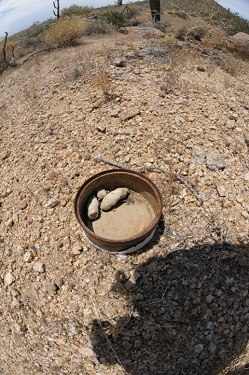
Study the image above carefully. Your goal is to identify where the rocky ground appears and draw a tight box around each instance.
[0,30,249,375]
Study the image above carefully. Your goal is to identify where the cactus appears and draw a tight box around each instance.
[53,0,60,19]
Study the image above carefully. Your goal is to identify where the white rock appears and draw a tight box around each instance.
[100,188,129,211]
[33,262,45,273]
[5,272,15,285]
[46,198,60,208]
[96,188,107,200]
[87,196,99,220]
[78,347,95,357]
[23,251,34,263]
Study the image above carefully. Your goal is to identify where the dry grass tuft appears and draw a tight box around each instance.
[42,17,85,47]
[93,70,113,98]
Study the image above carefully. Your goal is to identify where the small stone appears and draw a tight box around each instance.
[96,189,107,200]
[96,124,106,133]
[110,108,120,117]
[84,153,90,160]
[217,186,226,197]
[113,57,126,67]
[0,150,10,160]
[130,159,138,166]
[46,170,57,180]
[43,280,57,294]
[72,243,82,255]
[206,294,213,303]
[111,145,121,153]
[241,211,249,219]
[11,298,20,308]
[134,338,142,349]
[125,278,137,290]
[194,344,204,354]
[101,188,129,211]
[23,251,34,263]
[14,322,27,333]
[236,195,244,203]
[191,148,207,164]
[33,262,45,273]
[87,196,99,220]
[46,198,60,208]
[5,272,15,285]
[130,270,140,280]
[174,310,181,319]
[244,172,249,181]
[197,66,206,72]
[6,218,14,228]
[18,201,28,210]
[208,342,217,354]
[120,108,140,122]
[70,169,80,179]
[78,347,95,357]
[206,152,225,170]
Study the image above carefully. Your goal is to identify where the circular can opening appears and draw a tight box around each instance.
[74,169,163,253]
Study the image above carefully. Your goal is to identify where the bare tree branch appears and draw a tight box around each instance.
[1,32,17,67]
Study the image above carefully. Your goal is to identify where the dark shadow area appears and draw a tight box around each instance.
[90,242,249,375]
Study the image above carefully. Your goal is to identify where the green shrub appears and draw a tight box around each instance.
[101,11,127,27]
[43,16,85,47]
[61,4,93,17]
[153,21,170,33]
[84,19,112,36]
[174,11,188,19]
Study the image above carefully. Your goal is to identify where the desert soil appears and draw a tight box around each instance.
[0,30,249,375]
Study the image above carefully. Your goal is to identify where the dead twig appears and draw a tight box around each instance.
[176,168,204,205]
[94,157,137,171]
[20,47,56,65]
[95,159,204,204]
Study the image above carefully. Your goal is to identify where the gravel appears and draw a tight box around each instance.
[0,31,249,375]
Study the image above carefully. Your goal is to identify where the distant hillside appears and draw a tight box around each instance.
[1,0,249,75]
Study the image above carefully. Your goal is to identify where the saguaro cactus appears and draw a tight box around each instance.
[53,0,60,19]
[150,0,160,22]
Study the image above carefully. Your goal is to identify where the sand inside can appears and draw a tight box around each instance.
[87,190,155,240]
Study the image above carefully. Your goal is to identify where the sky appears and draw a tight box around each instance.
[0,0,249,38]
[219,0,249,19]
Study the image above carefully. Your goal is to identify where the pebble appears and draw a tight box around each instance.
[244,172,249,181]
[206,152,225,170]
[23,251,34,262]
[78,347,95,357]
[194,344,204,354]
[33,262,45,272]
[120,109,140,122]
[206,294,214,303]
[191,148,207,164]
[217,186,226,197]
[87,195,99,220]
[18,201,28,210]
[113,57,126,67]
[45,198,60,208]
[72,243,83,255]
[0,150,10,160]
[4,272,15,285]
[100,187,129,211]
[110,108,120,117]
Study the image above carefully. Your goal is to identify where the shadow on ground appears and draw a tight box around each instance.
[90,241,249,375]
